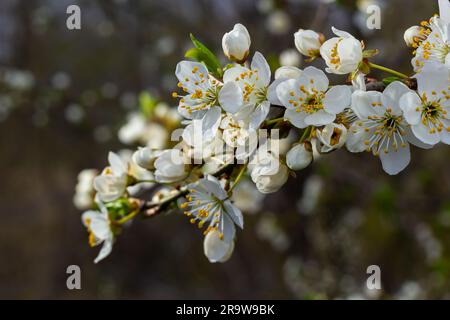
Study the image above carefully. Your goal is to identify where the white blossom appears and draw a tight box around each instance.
[94,152,128,202]
[320,27,363,75]
[276,66,352,128]
[182,175,243,262]
[316,123,348,153]
[347,82,430,175]
[174,61,221,119]
[219,51,278,126]
[399,65,450,146]
[411,5,450,72]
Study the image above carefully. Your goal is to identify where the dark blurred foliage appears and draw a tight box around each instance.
[1,0,450,299]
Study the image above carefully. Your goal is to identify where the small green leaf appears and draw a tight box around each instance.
[185,33,222,78]
[139,92,157,117]
[382,76,402,86]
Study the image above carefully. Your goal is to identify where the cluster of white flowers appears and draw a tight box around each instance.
[76,0,450,264]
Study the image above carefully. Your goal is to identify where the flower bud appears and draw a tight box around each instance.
[132,147,161,170]
[286,142,313,170]
[294,29,324,57]
[316,123,348,153]
[203,230,235,263]
[222,23,251,63]
[250,153,289,194]
[403,26,426,47]
[154,149,190,183]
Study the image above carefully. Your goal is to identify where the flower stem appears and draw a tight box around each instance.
[115,209,140,225]
[229,163,248,194]
[368,62,409,79]
[299,126,312,143]
[265,117,285,126]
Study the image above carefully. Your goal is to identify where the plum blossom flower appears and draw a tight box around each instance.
[181,175,243,262]
[316,123,348,153]
[320,27,363,75]
[81,200,114,263]
[347,82,430,175]
[399,65,450,145]
[174,61,221,119]
[94,152,128,202]
[411,2,450,72]
[219,52,279,128]
[222,23,251,63]
[294,29,323,58]
[276,66,352,128]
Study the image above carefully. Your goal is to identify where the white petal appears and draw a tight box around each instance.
[202,107,222,141]
[399,91,422,125]
[249,101,270,130]
[223,65,249,83]
[284,109,308,128]
[94,238,113,263]
[203,230,234,263]
[381,81,411,115]
[351,90,383,118]
[267,78,286,105]
[404,126,433,149]
[302,66,329,92]
[175,61,209,92]
[379,143,410,175]
[108,152,127,175]
[304,110,335,126]
[439,0,450,25]
[224,200,244,229]
[332,26,355,38]
[219,81,243,114]
[323,85,352,114]
[276,79,305,109]
[251,51,271,87]
[346,123,370,153]
[274,66,302,80]
[411,123,440,145]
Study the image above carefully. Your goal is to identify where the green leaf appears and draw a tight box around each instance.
[185,33,222,78]
[139,92,157,117]
[382,76,403,86]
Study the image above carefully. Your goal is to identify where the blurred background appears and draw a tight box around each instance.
[1,0,450,299]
